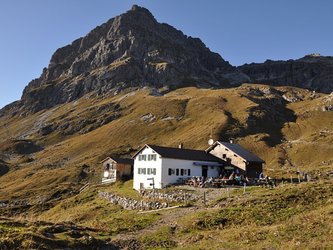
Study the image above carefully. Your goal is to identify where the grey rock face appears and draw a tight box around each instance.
[238,54,333,93]
[9,5,247,114]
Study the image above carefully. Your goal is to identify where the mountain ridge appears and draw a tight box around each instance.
[238,54,333,93]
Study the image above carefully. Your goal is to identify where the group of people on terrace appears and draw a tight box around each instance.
[185,170,250,188]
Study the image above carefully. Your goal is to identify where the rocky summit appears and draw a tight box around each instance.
[238,54,333,93]
[3,5,247,115]
[2,5,333,117]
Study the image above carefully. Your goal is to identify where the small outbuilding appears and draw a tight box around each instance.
[101,157,134,184]
[206,141,265,178]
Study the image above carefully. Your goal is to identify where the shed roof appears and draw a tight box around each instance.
[111,157,134,165]
[100,156,134,165]
[134,144,222,162]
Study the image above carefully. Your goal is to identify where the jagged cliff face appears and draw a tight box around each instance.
[238,54,333,93]
[8,5,248,114]
[2,5,333,117]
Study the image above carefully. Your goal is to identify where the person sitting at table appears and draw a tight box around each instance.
[192,176,198,187]
[205,177,213,187]
[198,177,205,187]
[235,174,242,185]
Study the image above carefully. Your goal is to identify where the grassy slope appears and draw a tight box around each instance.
[0,85,332,200]
[1,180,332,249]
[0,85,332,248]
[174,181,333,249]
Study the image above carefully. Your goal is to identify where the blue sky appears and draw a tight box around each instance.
[1,0,332,109]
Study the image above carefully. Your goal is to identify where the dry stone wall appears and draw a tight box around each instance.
[99,189,198,210]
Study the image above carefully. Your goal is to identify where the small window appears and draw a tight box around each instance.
[169,168,175,175]
[147,168,156,175]
[106,163,110,170]
[222,154,226,158]
[176,169,179,176]
[143,155,147,161]
[180,169,184,176]
[139,155,146,161]
[148,154,157,161]
[225,148,229,151]
[188,169,191,176]
[234,154,237,157]
[138,168,146,174]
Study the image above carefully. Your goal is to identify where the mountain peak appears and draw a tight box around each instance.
[130,4,152,15]
[122,4,156,23]
[4,5,247,115]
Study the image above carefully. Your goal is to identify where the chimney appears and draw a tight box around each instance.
[179,143,183,149]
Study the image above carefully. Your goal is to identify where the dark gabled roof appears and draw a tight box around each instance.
[143,144,222,162]
[208,141,265,163]
[100,156,134,165]
[111,157,134,165]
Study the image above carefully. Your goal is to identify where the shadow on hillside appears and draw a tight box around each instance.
[1,139,43,155]
[0,161,9,177]
[220,95,297,147]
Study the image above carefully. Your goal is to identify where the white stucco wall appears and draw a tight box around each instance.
[160,158,199,187]
[133,146,162,190]
[102,158,116,183]
[160,158,220,188]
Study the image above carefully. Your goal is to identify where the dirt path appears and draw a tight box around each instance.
[112,206,193,242]
[111,187,235,243]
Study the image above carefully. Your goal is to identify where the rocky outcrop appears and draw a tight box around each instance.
[4,5,247,115]
[238,54,333,93]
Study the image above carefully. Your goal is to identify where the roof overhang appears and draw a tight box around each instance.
[205,141,222,152]
[99,157,112,163]
[100,157,126,164]
[193,162,224,166]
[206,141,265,163]
[132,144,162,159]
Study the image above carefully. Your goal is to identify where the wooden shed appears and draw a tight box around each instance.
[101,157,134,184]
